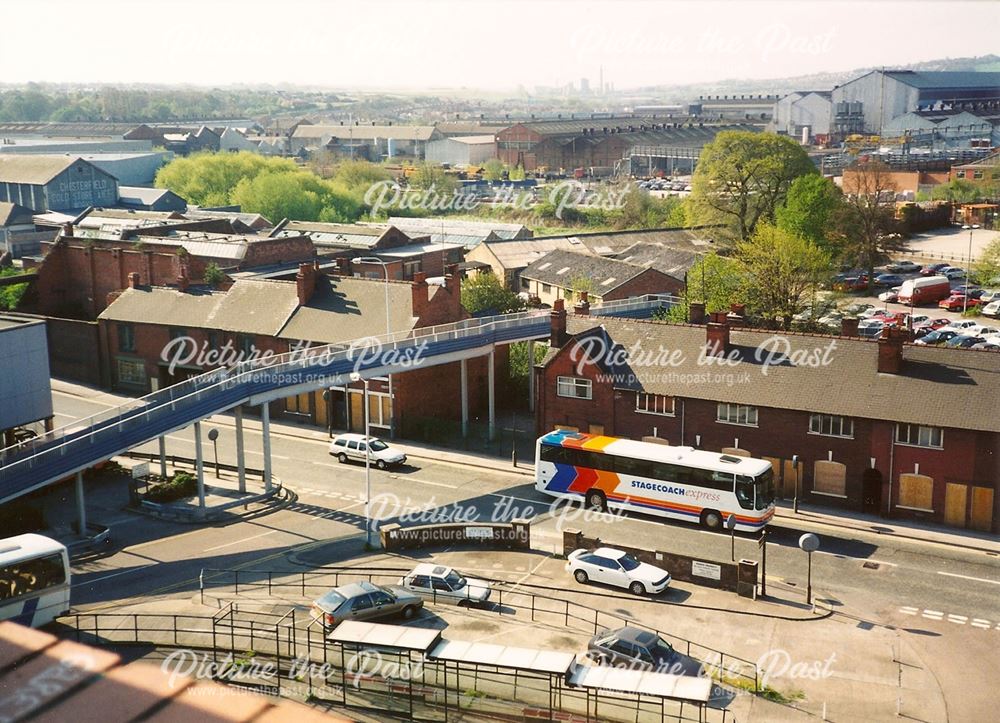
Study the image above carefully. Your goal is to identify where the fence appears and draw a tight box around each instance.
[197,566,759,689]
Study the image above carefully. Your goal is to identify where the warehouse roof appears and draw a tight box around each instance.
[0,202,34,227]
[884,70,1000,91]
[612,243,702,280]
[0,155,95,184]
[293,124,439,141]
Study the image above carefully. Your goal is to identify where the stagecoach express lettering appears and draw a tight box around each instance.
[630,480,722,503]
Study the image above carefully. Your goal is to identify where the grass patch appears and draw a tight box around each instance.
[720,675,806,705]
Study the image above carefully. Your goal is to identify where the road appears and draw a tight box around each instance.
[38,382,1000,720]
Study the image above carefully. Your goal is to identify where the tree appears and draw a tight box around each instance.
[662,252,744,323]
[776,174,845,255]
[460,272,526,316]
[974,233,1000,285]
[832,160,905,291]
[154,152,295,207]
[202,262,225,287]
[482,159,506,181]
[231,170,359,223]
[690,131,816,241]
[930,178,989,204]
[735,224,832,330]
[408,163,457,193]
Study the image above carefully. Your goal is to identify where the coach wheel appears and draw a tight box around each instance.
[585,490,607,512]
[337,453,348,464]
[702,510,724,531]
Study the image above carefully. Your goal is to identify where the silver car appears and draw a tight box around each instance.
[399,564,492,606]
[310,580,423,628]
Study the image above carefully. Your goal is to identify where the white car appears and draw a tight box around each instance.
[567,547,671,596]
[878,286,902,302]
[399,564,492,606]
[944,318,978,334]
[979,290,1000,305]
[941,267,966,280]
[329,433,407,469]
[857,319,885,337]
[965,324,1000,338]
[982,300,1000,318]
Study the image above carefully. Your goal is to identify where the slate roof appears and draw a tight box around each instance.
[386,217,528,240]
[536,227,725,257]
[555,316,1000,433]
[521,249,655,294]
[611,243,702,281]
[117,186,184,207]
[475,236,592,270]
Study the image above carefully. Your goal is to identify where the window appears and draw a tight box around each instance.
[895,424,943,449]
[116,358,146,387]
[541,283,552,293]
[636,393,674,416]
[370,591,394,607]
[238,334,256,357]
[809,414,854,438]
[717,403,758,426]
[351,595,373,611]
[168,327,187,341]
[521,278,529,289]
[0,553,66,602]
[118,323,135,353]
[557,376,592,399]
[408,575,431,589]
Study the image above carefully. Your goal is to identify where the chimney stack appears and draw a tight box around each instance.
[335,256,349,275]
[705,311,730,357]
[688,301,706,325]
[727,303,746,327]
[296,262,316,305]
[411,272,429,318]
[550,298,568,348]
[841,317,859,337]
[573,291,590,316]
[877,327,905,374]
[128,272,140,289]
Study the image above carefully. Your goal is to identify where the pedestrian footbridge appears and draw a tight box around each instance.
[0,295,674,507]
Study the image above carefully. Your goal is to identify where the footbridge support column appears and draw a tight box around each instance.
[261,403,273,493]
[235,406,246,494]
[488,348,496,441]
[74,471,86,534]
[460,358,469,437]
[157,436,167,478]
[527,340,535,412]
[194,421,206,512]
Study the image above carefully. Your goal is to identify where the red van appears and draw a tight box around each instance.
[898,276,951,305]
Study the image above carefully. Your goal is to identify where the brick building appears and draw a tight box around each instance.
[97,265,501,438]
[519,249,684,306]
[534,303,1000,532]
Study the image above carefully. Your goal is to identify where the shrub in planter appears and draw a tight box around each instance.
[145,471,198,503]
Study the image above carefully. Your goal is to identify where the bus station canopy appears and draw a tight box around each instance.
[568,664,713,703]
[430,639,577,675]
[327,621,442,653]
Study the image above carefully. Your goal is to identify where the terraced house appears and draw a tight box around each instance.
[535,303,1000,532]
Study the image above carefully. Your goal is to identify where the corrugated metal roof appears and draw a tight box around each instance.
[429,639,576,674]
[886,70,1000,90]
[0,155,84,184]
[387,216,528,239]
[293,124,439,141]
[327,621,441,651]
[0,202,35,227]
[476,236,590,270]
[568,665,712,703]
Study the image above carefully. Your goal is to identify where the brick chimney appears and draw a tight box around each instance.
[296,262,316,305]
[128,272,140,289]
[841,317,859,337]
[705,311,730,357]
[877,327,905,374]
[688,301,706,325]
[411,272,429,318]
[550,298,568,348]
[727,303,746,327]
[444,267,458,292]
[573,291,590,316]
[335,256,349,276]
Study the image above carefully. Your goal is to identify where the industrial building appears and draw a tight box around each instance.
[289,124,442,160]
[0,315,53,447]
[425,134,497,166]
[117,186,188,212]
[0,202,40,257]
[772,91,833,142]
[685,95,778,122]
[831,70,1000,135]
[0,156,118,212]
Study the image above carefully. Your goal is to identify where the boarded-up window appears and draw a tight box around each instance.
[588,424,605,435]
[898,473,934,511]
[721,447,750,457]
[813,461,847,496]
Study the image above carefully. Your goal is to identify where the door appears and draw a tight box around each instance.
[970,487,994,532]
[349,594,375,620]
[862,469,883,513]
[602,560,629,589]
[944,483,968,528]
[349,392,364,433]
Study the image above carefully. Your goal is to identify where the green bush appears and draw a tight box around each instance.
[144,471,197,503]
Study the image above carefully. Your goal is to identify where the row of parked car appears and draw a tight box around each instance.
[637,178,691,192]
[832,261,971,293]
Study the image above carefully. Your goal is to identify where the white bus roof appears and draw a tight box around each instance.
[607,439,771,475]
[0,534,67,565]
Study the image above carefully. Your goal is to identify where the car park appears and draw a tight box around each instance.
[567,547,671,596]
[399,564,492,606]
[311,581,423,628]
[914,329,959,346]
[887,260,921,273]
[330,433,407,469]
[587,626,701,676]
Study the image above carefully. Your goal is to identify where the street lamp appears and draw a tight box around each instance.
[207,428,220,477]
[352,256,393,438]
[961,224,979,314]
[791,454,800,513]
[798,533,820,606]
[350,371,373,549]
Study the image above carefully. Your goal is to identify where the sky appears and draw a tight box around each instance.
[2,0,998,91]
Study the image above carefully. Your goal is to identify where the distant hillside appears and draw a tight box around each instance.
[640,54,1000,101]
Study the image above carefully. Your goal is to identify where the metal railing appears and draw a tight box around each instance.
[198,565,758,688]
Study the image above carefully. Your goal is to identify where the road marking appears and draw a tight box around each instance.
[947,614,967,624]
[899,606,918,615]
[936,571,1000,586]
[971,619,992,629]
[203,530,278,552]
[75,565,155,586]
[922,610,943,620]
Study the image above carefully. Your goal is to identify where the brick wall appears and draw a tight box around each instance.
[601,268,684,301]
[241,236,315,268]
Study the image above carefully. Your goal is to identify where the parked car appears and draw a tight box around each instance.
[938,294,981,311]
[567,547,671,596]
[887,260,921,274]
[587,626,701,675]
[878,286,902,303]
[841,302,875,316]
[399,564,492,606]
[971,339,1000,350]
[964,324,1000,338]
[912,317,951,334]
[944,318,979,334]
[874,273,905,288]
[978,290,1000,305]
[330,433,407,469]
[860,308,893,319]
[944,334,986,349]
[914,329,959,346]
[817,311,844,328]
[311,581,423,628]
[857,319,886,338]
[951,285,982,298]
[982,300,1000,318]
[920,263,950,276]
[941,267,967,280]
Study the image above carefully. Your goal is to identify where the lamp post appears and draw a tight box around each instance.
[798,533,820,606]
[961,224,979,314]
[350,371,373,548]
[207,428,220,477]
[352,256,394,438]
[792,454,800,513]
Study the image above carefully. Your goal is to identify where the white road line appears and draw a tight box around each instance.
[75,565,155,586]
[937,571,1000,586]
[922,611,944,620]
[971,619,991,629]
[203,530,278,552]
[899,607,918,615]
[947,615,967,624]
